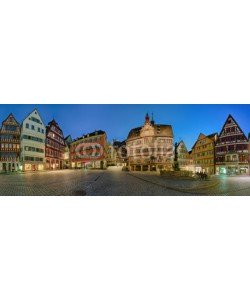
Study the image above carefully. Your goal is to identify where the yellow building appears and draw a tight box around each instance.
[191,133,217,175]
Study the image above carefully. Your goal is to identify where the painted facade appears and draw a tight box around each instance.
[0,114,21,172]
[126,114,174,171]
[215,115,249,175]
[192,133,217,175]
[70,130,108,169]
[45,119,65,170]
[20,109,46,171]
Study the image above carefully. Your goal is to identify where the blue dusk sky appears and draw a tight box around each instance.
[0,104,249,150]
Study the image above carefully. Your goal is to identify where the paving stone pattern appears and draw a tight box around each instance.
[0,168,250,196]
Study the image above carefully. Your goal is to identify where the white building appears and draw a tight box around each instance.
[20,109,46,171]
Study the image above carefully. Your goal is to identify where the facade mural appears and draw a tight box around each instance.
[126,114,174,171]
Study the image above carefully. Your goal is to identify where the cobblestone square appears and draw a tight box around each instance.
[1,167,250,196]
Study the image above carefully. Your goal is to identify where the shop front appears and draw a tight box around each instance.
[23,163,45,171]
[217,165,249,175]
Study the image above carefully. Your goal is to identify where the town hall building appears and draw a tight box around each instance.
[126,114,174,171]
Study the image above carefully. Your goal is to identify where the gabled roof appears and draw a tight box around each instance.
[175,140,184,148]
[22,108,45,127]
[217,114,248,141]
[191,133,204,149]
[1,113,20,127]
[46,118,64,134]
[64,135,73,146]
[0,113,20,132]
[191,132,217,149]
[47,118,59,127]
[176,140,188,152]
[65,135,72,141]
[127,124,173,140]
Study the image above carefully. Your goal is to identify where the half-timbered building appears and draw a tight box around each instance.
[0,114,21,172]
[45,119,65,170]
[174,140,194,172]
[215,114,249,175]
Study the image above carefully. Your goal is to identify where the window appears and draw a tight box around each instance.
[22,135,44,143]
[31,125,35,130]
[41,129,44,134]
[26,123,29,129]
[232,155,237,162]
[30,116,41,124]
[38,127,40,132]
